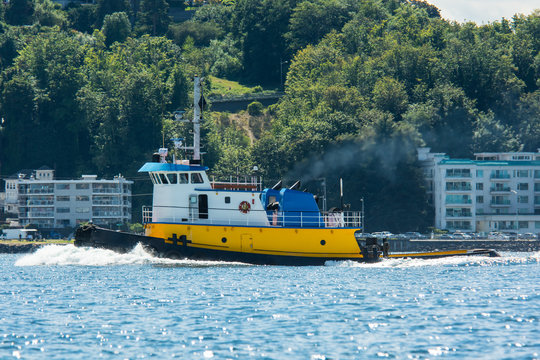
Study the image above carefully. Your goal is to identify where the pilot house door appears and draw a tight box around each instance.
[198,194,208,219]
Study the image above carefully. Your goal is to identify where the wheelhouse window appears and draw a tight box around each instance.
[150,173,161,184]
[191,173,203,184]
[179,173,189,184]
[159,173,168,184]
[167,173,178,184]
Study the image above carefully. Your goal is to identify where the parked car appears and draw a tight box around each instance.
[518,233,537,239]
[451,232,472,240]
[403,232,426,239]
[488,232,510,240]
[372,231,394,238]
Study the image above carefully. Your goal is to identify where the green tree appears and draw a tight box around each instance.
[285,0,356,53]
[33,0,66,27]
[232,0,297,83]
[2,30,87,175]
[0,74,40,174]
[473,112,519,152]
[102,12,131,47]
[247,101,263,116]
[168,21,223,47]
[136,0,170,36]
[66,3,98,33]
[372,77,409,117]
[95,0,130,28]
[5,0,34,25]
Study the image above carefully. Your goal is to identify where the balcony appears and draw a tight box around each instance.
[446,185,472,192]
[490,200,511,206]
[92,211,122,217]
[28,212,55,218]
[490,187,511,193]
[446,199,472,205]
[93,200,121,205]
[490,174,511,180]
[27,200,55,206]
[446,212,472,218]
[26,189,54,194]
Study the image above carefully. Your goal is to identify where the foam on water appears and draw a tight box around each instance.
[15,243,250,267]
[325,251,540,268]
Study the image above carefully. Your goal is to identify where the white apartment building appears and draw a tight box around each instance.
[418,148,540,233]
[3,166,132,230]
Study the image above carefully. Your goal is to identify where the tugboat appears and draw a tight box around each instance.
[75,77,499,264]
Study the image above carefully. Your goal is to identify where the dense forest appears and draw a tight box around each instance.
[0,0,538,231]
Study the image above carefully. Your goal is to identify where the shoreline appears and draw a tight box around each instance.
[0,241,72,254]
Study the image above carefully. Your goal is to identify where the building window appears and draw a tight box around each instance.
[56,184,70,190]
[76,195,89,201]
[476,196,484,204]
[76,183,90,190]
[518,208,529,214]
[515,170,529,178]
[535,170,540,178]
[476,170,484,177]
[56,208,70,213]
[491,183,510,192]
[491,195,510,205]
[446,195,472,204]
[491,170,510,179]
[56,196,70,201]
[518,196,528,204]
[56,219,70,227]
[517,183,529,191]
[446,182,471,191]
[76,207,90,213]
[446,208,472,217]
[518,221,528,229]
[476,183,483,190]
[446,169,471,178]
[446,221,471,230]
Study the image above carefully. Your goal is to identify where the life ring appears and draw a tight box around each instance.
[239,201,251,214]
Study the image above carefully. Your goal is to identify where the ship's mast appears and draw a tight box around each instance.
[193,76,202,162]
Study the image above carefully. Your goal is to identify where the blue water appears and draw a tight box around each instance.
[1,245,538,359]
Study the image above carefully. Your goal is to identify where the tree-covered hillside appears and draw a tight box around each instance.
[0,0,538,230]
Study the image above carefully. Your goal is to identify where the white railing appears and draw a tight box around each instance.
[210,175,263,191]
[142,206,153,224]
[142,206,362,229]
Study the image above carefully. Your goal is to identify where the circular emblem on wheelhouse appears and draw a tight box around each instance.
[238,201,251,214]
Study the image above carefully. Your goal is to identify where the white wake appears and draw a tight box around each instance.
[15,243,249,267]
[325,251,540,268]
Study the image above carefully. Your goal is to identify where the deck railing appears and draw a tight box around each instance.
[210,175,263,191]
[142,206,362,228]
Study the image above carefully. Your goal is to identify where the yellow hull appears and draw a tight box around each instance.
[145,223,362,259]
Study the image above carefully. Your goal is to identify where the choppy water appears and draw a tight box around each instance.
[1,245,538,359]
